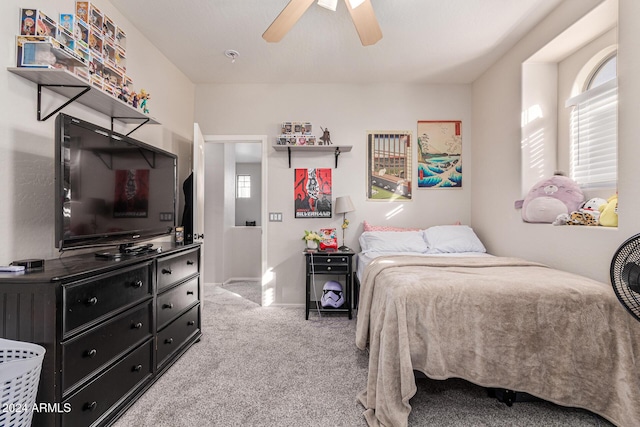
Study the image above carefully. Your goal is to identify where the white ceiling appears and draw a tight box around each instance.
[110,0,566,85]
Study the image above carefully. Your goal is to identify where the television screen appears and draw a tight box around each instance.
[55,113,177,251]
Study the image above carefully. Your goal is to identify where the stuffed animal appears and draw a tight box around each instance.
[599,194,618,227]
[520,173,584,223]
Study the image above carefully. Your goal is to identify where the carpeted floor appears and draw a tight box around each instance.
[113,284,612,427]
[223,280,262,305]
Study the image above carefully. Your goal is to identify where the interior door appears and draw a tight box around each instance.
[193,123,205,272]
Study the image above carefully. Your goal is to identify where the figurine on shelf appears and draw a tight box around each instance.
[139,89,150,114]
[131,91,139,108]
[118,81,132,104]
[319,126,332,145]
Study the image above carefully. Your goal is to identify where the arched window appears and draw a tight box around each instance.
[565,53,617,189]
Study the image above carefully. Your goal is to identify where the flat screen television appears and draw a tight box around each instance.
[55,113,177,254]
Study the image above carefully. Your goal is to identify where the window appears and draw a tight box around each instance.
[565,53,617,189]
[236,175,251,198]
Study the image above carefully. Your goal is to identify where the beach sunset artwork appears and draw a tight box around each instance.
[417,120,462,188]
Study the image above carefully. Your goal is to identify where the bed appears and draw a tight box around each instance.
[354,226,640,427]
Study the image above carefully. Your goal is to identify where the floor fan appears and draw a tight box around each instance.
[610,234,640,322]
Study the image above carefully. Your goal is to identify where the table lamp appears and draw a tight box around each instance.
[335,196,355,251]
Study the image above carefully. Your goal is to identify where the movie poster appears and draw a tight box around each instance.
[294,168,332,218]
[113,169,149,217]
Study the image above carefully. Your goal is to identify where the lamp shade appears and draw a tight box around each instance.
[335,196,355,214]
[317,0,338,11]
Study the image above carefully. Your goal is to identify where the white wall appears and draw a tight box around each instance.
[0,0,195,264]
[195,84,472,305]
[471,0,640,284]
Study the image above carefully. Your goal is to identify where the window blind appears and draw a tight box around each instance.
[565,78,617,189]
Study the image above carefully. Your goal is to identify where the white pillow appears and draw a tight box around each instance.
[423,225,486,254]
[359,231,429,254]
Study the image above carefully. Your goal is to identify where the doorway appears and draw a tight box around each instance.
[201,135,268,305]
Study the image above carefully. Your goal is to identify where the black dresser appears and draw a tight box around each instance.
[0,243,202,427]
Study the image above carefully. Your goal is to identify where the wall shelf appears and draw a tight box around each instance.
[7,67,159,135]
[272,144,352,168]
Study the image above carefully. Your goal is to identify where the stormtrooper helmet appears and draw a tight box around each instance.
[321,280,344,308]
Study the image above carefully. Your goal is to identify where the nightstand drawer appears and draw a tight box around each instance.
[157,249,199,291]
[63,263,152,336]
[310,263,349,274]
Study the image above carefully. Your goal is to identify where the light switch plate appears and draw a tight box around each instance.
[269,212,283,222]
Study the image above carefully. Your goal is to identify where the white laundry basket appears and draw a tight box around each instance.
[0,338,46,427]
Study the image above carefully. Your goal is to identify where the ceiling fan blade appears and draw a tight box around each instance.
[263,0,316,43]
[345,0,382,46]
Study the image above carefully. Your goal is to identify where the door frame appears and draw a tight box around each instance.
[204,134,269,302]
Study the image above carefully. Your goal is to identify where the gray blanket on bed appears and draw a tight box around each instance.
[355,255,640,427]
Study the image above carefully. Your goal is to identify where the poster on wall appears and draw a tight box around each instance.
[294,168,332,218]
[417,120,462,188]
[366,131,412,201]
[113,169,149,217]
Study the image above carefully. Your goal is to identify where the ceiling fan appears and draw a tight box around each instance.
[263,0,382,46]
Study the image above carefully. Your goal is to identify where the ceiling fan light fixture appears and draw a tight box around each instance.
[348,0,366,9]
[317,0,338,11]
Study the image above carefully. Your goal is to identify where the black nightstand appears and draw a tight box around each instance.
[304,250,354,320]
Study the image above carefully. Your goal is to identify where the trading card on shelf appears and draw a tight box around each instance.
[20,9,55,37]
[307,136,316,145]
[75,19,89,48]
[59,13,74,33]
[288,137,297,145]
[75,43,89,64]
[89,54,103,77]
[115,46,126,71]
[90,73,103,90]
[56,26,75,50]
[276,136,288,145]
[88,3,103,31]
[297,137,307,146]
[103,41,116,66]
[75,2,89,23]
[281,122,292,134]
[303,122,313,135]
[115,26,127,49]
[294,122,303,134]
[37,12,57,37]
[88,28,103,57]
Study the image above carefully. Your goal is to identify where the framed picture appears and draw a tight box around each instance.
[417,120,462,188]
[294,168,332,218]
[366,131,412,201]
[113,169,149,217]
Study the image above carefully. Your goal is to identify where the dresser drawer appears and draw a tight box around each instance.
[61,301,153,395]
[62,340,153,427]
[157,304,200,368]
[157,277,199,329]
[63,263,152,336]
[157,249,199,291]
[309,256,350,274]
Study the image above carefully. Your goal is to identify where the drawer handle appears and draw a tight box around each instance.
[163,303,173,309]
[132,280,144,288]
[132,364,143,372]
[187,291,194,295]
[165,338,173,344]
[86,296,98,306]
[327,259,332,263]
[326,266,332,271]
[187,260,194,265]
[133,322,143,329]
[187,320,195,326]
[84,401,97,412]
[162,268,172,275]
[85,349,97,358]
